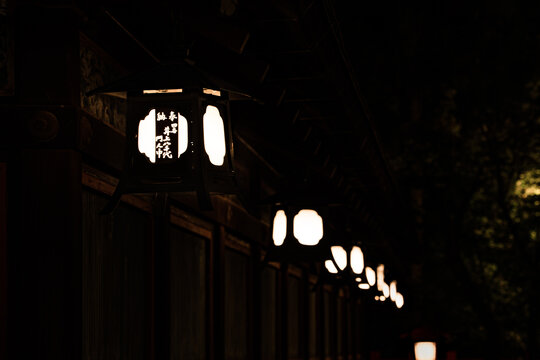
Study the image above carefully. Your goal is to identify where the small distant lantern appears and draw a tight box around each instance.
[266,204,329,263]
[377,264,391,297]
[264,182,334,264]
[410,328,439,360]
[389,280,397,301]
[354,265,376,290]
[414,342,436,360]
[365,266,376,286]
[395,292,404,308]
[322,235,379,291]
[88,61,248,212]
[324,245,364,275]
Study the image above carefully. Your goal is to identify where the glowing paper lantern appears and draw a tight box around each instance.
[272,210,287,246]
[293,210,324,245]
[350,246,364,274]
[365,267,376,286]
[382,283,390,298]
[414,342,436,360]
[325,260,338,274]
[377,264,385,291]
[203,105,226,166]
[88,62,242,212]
[331,246,348,270]
[265,185,332,264]
[390,281,397,301]
[395,293,404,309]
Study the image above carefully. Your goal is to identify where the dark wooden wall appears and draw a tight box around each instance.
[82,190,151,360]
[2,153,367,360]
[77,167,367,360]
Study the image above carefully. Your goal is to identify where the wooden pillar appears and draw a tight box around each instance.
[250,243,262,359]
[0,162,7,360]
[153,193,170,360]
[301,270,310,360]
[8,150,82,360]
[330,291,337,360]
[211,225,226,360]
[317,287,325,360]
[280,263,289,360]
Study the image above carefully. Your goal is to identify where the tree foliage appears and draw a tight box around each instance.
[390,77,540,357]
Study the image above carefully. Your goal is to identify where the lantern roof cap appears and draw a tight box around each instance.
[87,59,251,99]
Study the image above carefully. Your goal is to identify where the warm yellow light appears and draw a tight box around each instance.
[374,296,380,301]
[366,267,376,286]
[390,281,397,301]
[143,88,183,94]
[203,105,226,166]
[138,109,156,163]
[331,246,347,270]
[293,209,323,245]
[355,277,361,282]
[377,264,385,291]
[382,283,390,298]
[358,283,370,290]
[414,342,436,360]
[325,260,338,274]
[379,295,386,301]
[350,246,364,274]
[203,88,221,96]
[177,114,188,157]
[396,293,404,309]
[272,210,287,246]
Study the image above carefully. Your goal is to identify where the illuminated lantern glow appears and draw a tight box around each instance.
[88,61,241,214]
[374,296,380,301]
[390,281,397,301]
[377,264,385,291]
[350,246,364,274]
[365,267,376,286]
[203,105,226,166]
[272,210,287,246]
[177,114,188,157]
[293,209,323,245]
[414,342,436,360]
[138,109,156,163]
[331,246,348,270]
[396,293,404,309]
[139,110,189,163]
[382,283,390,298]
[358,283,370,290]
[325,260,338,274]
[380,295,386,301]
[143,88,183,94]
[355,277,361,282]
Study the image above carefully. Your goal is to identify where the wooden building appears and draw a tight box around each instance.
[0,1,414,359]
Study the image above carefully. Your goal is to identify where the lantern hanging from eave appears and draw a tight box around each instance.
[323,244,365,276]
[414,342,436,360]
[88,61,249,212]
[389,280,397,301]
[377,264,391,298]
[395,292,404,308]
[263,182,337,264]
[321,225,379,291]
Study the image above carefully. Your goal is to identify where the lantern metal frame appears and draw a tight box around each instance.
[88,61,247,212]
[262,179,340,265]
[321,242,377,293]
[264,201,332,264]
